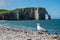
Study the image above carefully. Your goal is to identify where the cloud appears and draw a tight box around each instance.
[0,0,7,8]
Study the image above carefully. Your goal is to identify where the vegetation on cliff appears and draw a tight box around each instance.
[0,9,12,14]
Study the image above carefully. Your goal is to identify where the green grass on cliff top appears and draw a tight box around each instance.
[0,7,45,14]
[0,9,12,14]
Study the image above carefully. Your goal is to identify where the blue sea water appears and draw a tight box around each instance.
[0,19,60,34]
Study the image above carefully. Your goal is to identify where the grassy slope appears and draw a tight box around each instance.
[0,9,12,14]
[0,7,44,14]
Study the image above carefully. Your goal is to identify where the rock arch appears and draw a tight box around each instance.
[45,13,51,20]
[36,8,51,20]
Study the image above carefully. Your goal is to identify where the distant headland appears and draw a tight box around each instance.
[0,7,51,20]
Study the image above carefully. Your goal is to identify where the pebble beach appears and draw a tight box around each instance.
[0,26,60,40]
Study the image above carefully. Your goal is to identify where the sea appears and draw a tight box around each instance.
[0,19,60,34]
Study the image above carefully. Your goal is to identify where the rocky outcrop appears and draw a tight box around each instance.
[0,7,51,20]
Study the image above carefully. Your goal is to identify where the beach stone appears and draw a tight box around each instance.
[0,26,60,40]
[27,39,31,40]
[21,30,23,32]
[53,35,58,39]
[37,31,43,34]
[24,30,27,33]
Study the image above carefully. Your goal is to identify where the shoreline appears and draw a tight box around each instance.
[0,26,60,40]
[0,20,7,22]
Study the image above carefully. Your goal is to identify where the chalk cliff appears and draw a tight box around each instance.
[0,7,51,20]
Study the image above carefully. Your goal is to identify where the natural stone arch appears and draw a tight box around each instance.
[34,8,51,20]
[45,10,51,20]
[46,13,51,20]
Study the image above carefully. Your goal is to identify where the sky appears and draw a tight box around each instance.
[0,0,60,19]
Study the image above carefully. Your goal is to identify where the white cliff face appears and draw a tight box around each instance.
[45,13,51,20]
[16,10,19,20]
[35,8,39,20]
[45,14,48,20]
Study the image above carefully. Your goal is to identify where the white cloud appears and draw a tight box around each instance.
[0,0,7,8]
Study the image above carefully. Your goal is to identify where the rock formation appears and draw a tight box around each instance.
[0,7,51,20]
